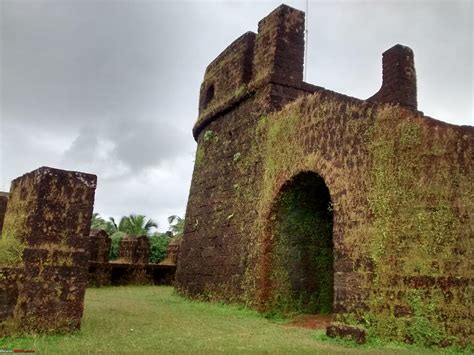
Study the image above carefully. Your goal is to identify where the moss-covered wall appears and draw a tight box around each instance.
[0,193,8,237]
[254,92,472,346]
[176,3,473,348]
[0,166,97,336]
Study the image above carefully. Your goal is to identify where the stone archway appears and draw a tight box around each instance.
[268,171,334,314]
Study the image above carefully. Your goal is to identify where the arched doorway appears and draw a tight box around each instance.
[268,171,334,314]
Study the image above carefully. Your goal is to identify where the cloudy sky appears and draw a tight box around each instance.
[0,0,472,231]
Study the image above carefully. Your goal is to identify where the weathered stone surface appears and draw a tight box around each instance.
[0,166,97,336]
[89,229,111,263]
[87,230,177,286]
[0,192,8,235]
[176,3,473,347]
[118,235,150,264]
[368,44,417,109]
[165,238,182,265]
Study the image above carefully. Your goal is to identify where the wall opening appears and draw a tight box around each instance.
[204,84,215,107]
[269,171,334,314]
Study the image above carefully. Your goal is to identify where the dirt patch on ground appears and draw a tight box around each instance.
[287,314,334,330]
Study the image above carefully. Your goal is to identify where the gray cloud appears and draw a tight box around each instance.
[1,0,472,230]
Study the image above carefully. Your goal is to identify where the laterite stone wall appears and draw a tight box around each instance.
[0,192,8,235]
[89,229,111,263]
[0,166,97,336]
[118,235,150,264]
[176,4,473,347]
[87,231,177,287]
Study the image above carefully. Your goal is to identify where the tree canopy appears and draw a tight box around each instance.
[91,212,184,263]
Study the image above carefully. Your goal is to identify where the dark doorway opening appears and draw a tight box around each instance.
[269,171,334,314]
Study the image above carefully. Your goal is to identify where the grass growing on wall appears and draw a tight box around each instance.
[188,84,472,348]
[0,237,24,266]
[0,179,34,267]
[363,106,474,347]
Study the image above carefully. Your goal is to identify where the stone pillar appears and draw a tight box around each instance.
[1,166,96,334]
[165,238,182,265]
[119,236,137,262]
[119,235,149,264]
[253,4,305,87]
[135,235,150,264]
[89,229,111,263]
[369,44,417,109]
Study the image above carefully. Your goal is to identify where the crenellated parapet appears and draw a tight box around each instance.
[369,44,417,109]
[194,4,419,142]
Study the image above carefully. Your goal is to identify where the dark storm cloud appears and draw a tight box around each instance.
[61,115,189,174]
[0,0,472,229]
[1,1,199,129]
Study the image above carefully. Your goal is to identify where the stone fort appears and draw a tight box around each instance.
[175,4,473,345]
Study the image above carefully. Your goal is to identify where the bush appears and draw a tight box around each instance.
[109,231,126,260]
[149,233,171,263]
[0,237,24,266]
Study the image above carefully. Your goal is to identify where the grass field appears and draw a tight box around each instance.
[0,286,464,354]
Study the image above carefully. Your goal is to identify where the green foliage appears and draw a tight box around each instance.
[167,215,185,238]
[233,152,241,162]
[0,236,24,266]
[109,231,126,260]
[117,214,158,236]
[93,212,183,262]
[364,106,472,346]
[90,213,109,231]
[92,213,157,237]
[270,172,334,315]
[148,233,171,263]
[195,145,205,167]
[406,290,445,347]
[203,130,217,143]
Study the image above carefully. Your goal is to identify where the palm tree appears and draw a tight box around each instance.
[91,213,109,231]
[91,214,158,236]
[117,214,158,236]
[168,215,185,238]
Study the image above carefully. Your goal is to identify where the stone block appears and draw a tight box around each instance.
[0,166,96,335]
[326,323,367,344]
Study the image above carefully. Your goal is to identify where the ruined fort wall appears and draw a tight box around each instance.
[177,3,473,346]
[257,90,473,345]
[176,5,310,300]
[177,95,265,298]
[0,193,8,235]
[0,167,96,336]
[181,76,473,345]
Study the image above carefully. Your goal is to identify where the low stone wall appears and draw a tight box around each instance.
[87,231,176,286]
[88,262,175,287]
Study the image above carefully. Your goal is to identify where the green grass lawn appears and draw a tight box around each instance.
[0,286,463,354]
